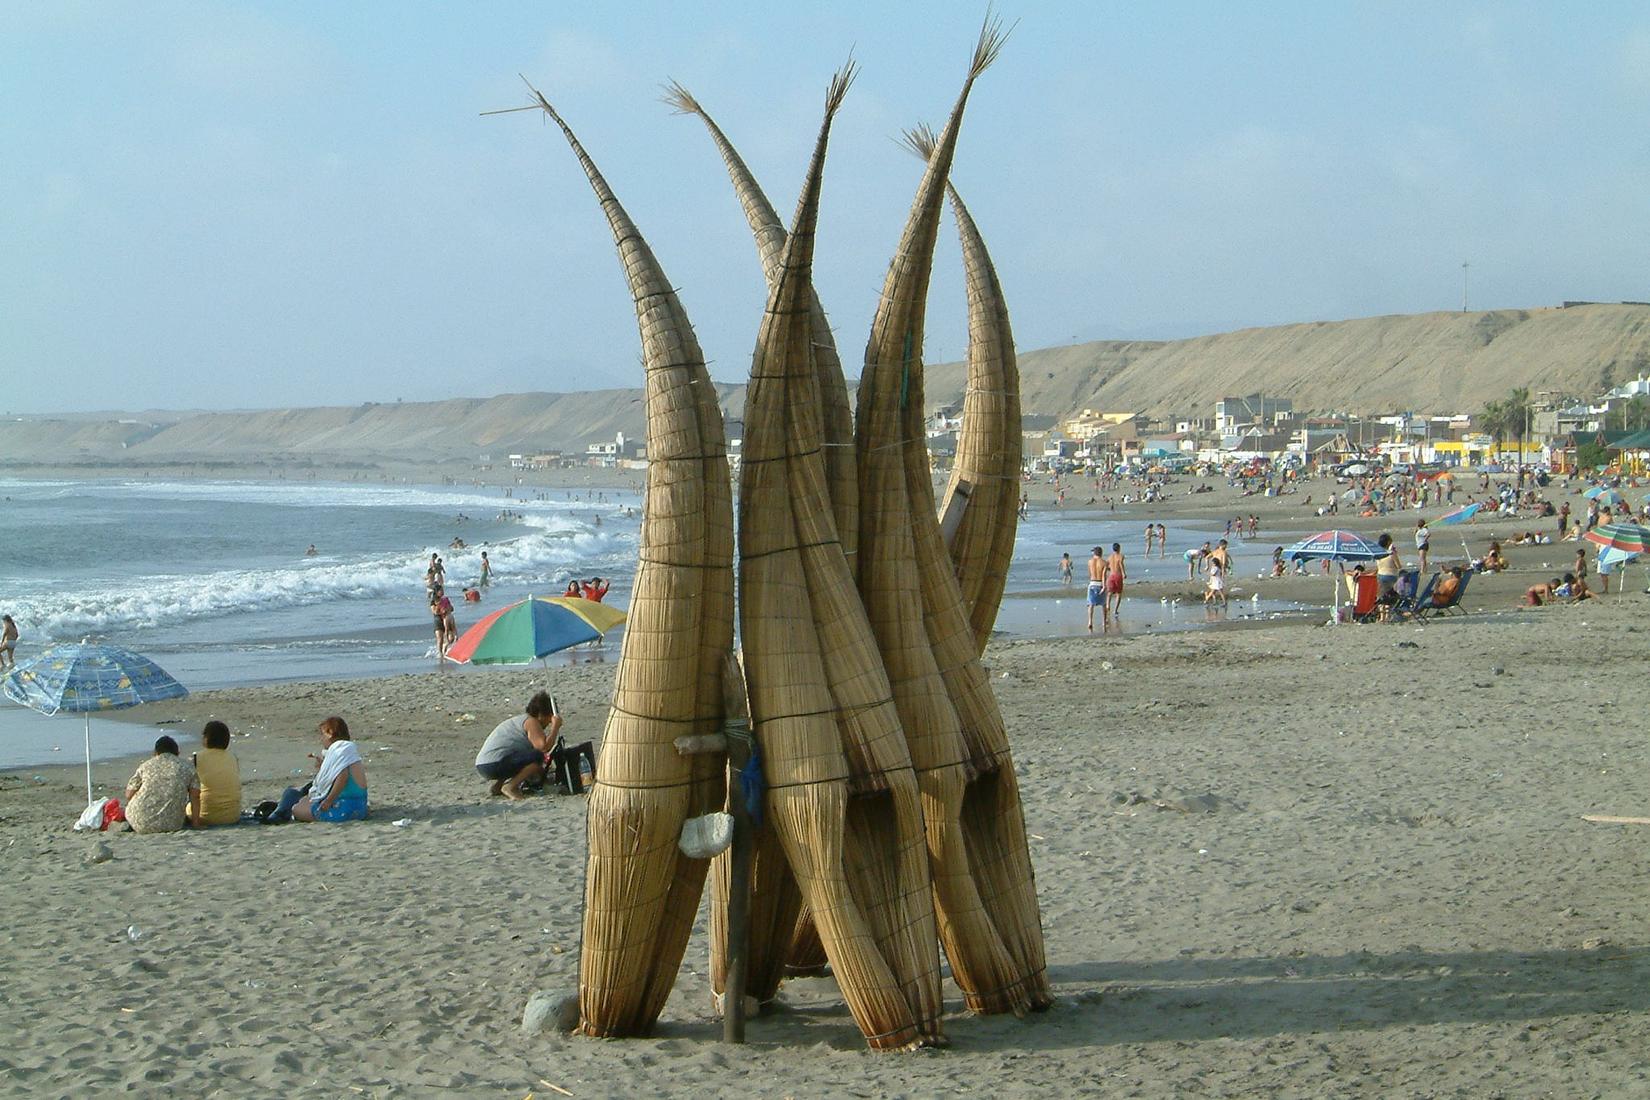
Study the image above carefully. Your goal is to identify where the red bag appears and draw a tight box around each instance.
[101,798,126,830]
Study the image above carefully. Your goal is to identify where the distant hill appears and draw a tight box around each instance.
[923,303,1650,418]
[6,303,1650,467]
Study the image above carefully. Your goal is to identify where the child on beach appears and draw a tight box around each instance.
[1059,553,1073,587]
[1204,558,1227,606]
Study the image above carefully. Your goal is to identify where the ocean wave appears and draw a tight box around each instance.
[10,520,635,641]
[71,478,641,516]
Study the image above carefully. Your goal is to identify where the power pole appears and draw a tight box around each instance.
[1461,261,1470,312]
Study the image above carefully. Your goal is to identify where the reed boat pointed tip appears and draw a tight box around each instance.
[661,79,701,116]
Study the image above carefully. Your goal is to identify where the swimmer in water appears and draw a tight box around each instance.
[305,544,318,557]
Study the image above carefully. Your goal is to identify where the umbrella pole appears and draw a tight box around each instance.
[84,713,93,806]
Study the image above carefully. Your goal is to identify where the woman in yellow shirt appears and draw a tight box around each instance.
[193,720,242,826]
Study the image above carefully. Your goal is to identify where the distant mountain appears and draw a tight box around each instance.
[923,303,1650,418]
[7,303,1649,466]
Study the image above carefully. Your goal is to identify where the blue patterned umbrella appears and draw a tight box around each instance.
[3,643,188,804]
[1282,529,1387,563]
[1282,530,1389,625]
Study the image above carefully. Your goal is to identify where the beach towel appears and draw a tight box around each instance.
[313,739,363,803]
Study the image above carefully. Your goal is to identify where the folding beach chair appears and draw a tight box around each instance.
[1392,572,1440,621]
[1350,572,1381,623]
[1421,570,1472,618]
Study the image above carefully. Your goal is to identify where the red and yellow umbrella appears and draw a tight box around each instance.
[445,596,626,664]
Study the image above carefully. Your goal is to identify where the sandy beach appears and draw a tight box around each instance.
[4,471,1649,1097]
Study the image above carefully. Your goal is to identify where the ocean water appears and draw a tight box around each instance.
[0,478,1299,768]
[0,477,640,767]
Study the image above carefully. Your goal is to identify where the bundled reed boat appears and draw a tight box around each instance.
[519,83,735,1039]
[735,65,946,1050]
[907,123,1025,657]
[854,23,1051,1016]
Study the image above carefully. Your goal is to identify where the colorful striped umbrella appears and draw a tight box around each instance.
[445,595,626,665]
[1434,502,1481,526]
[2,642,189,804]
[1583,522,1650,555]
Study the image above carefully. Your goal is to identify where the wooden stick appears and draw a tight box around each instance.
[1582,814,1650,825]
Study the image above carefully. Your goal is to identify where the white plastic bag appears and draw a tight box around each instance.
[73,798,110,832]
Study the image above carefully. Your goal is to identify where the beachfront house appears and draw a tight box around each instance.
[1214,394,1293,434]
[585,431,645,469]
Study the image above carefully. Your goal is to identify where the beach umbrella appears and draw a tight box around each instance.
[1434,502,1481,526]
[1584,486,1626,508]
[444,595,626,665]
[2,642,188,805]
[1584,523,1650,604]
[1583,521,1650,555]
[1283,530,1388,624]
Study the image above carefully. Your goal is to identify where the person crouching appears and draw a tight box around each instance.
[474,691,562,800]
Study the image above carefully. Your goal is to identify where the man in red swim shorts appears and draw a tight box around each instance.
[1104,541,1126,617]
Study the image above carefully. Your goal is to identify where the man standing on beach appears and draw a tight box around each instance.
[0,614,17,669]
[1156,523,1167,558]
[1558,501,1571,540]
[1087,546,1108,632]
[1105,542,1127,617]
[479,551,492,588]
[1211,539,1233,577]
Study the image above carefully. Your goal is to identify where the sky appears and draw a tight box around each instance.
[4,1,1649,414]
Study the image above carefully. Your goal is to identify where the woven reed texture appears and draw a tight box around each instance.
[852,25,1047,1018]
[521,86,731,1038]
[667,82,859,566]
[737,70,944,1049]
[785,908,830,976]
[934,183,1022,654]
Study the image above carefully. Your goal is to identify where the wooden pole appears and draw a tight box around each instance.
[718,651,754,1044]
[723,720,752,1043]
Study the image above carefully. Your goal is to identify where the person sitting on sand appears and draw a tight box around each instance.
[475,691,563,800]
[1524,578,1556,606]
[1270,546,1286,577]
[1432,566,1465,607]
[1481,542,1508,573]
[124,736,201,834]
[267,717,368,823]
[194,720,242,827]
[1568,572,1595,601]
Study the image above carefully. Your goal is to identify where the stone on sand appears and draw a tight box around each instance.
[522,990,579,1035]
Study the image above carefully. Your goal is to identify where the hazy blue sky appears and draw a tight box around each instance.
[5,2,1648,413]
